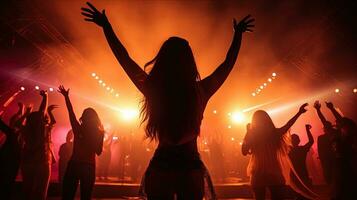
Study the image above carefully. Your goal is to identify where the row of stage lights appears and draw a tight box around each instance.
[19,86,55,92]
[91,73,119,98]
[251,72,277,97]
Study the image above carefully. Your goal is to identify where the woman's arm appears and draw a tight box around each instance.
[81,2,147,94]
[47,105,59,126]
[57,86,80,133]
[325,101,343,121]
[242,123,252,156]
[200,15,254,99]
[278,103,308,134]
[304,124,314,149]
[38,90,48,117]
[313,100,330,127]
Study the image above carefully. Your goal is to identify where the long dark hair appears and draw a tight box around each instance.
[141,37,202,142]
[249,110,280,146]
[79,107,104,135]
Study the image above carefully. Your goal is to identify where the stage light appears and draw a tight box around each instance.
[110,89,114,93]
[20,86,25,91]
[231,137,235,141]
[257,89,261,92]
[353,88,357,93]
[35,86,40,90]
[102,83,106,87]
[99,80,103,84]
[252,93,256,96]
[272,72,277,77]
[213,110,217,114]
[120,109,139,121]
[227,112,232,116]
[95,76,99,80]
[239,142,243,145]
[91,72,96,77]
[228,125,232,129]
[106,87,110,91]
[268,78,272,82]
[263,83,267,86]
[113,136,119,140]
[335,88,340,93]
[231,112,245,123]
[49,87,54,92]
[260,85,264,89]
[115,93,119,97]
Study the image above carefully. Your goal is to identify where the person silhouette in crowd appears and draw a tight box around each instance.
[58,85,104,200]
[325,102,357,199]
[289,124,315,200]
[97,132,113,181]
[21,90,53,200]
[58,129,74,182]
[0,103,25,199]
[313,100,337,185]
[289,124,314,187]
[242,104,317,200]
[81,2,254,199]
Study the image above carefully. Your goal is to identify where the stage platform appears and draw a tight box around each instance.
[13,181,330,199]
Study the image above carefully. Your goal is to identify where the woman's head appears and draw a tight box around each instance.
[251,110,276,132]
[142,37,202,141]
[145,37,199,83]
[79,108,103,133]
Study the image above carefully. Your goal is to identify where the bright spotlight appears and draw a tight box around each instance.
[227,112,232,116]
[263,83,267,86]
[231,137,235,141]
[91,72,96,77]
[353,88,357,93]
[272,72,277,77]
[95,76,99,80]
[115,93,119,97]
[228,125,232,129]
[102,83,106,87]
[260,85,264,89]
[335,88,340,93]
[231,112,245,123]
[49,87,54,92]
[252,92,256,96]
[120,109,139,121]
[268,78,272,82]
[110,89,114,93]
[257,89,261,92]
[99,80,103,83]
[35,86,40,90]
[106,87,110,91]
[20,86,25,91]
[213,110,217,114]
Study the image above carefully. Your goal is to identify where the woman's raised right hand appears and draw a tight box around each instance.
[81,2,109,27]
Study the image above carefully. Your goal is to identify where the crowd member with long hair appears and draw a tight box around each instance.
[81,2,254,199]
[21,90,53,200]
[58,85,104,200]
[242,104,317,200]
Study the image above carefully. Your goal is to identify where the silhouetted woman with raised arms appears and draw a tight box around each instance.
[58,85,104,200]
[242,104,317,200]
[81,2,254,199]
